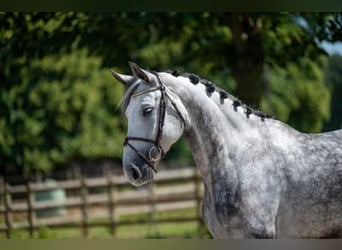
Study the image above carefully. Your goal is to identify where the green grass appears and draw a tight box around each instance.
[0,207,212,239]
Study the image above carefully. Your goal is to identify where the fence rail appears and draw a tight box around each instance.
[0,168,204,238]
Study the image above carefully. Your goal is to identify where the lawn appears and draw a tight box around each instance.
[0,207,212,239]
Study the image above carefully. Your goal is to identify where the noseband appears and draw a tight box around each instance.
[124,72,186,173]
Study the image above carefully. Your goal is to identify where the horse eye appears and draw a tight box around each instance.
[142,107,154,116]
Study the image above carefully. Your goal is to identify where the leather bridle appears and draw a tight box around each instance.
[124,72,187,173]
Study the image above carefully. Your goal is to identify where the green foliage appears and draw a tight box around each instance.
[0,49,124,174]
[262,56,331,133]
[37,226,58,239]
[6,229,30,239]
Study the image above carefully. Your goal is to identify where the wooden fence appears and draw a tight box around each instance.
[0,168,204,238]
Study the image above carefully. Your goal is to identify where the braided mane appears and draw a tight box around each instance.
[164,69,273,122]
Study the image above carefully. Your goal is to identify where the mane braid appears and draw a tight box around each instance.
[164,69,273,122]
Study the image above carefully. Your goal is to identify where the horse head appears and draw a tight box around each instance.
[111,62,190,186]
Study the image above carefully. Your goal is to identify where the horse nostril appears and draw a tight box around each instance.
[130,164,142,180]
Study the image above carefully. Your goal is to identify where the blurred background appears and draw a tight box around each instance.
[0,12,342,238]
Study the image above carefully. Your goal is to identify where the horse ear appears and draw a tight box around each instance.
[110,70,135,87]
[129,62,154,84]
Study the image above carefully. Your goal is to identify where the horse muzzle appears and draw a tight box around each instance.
[124,162,154,186]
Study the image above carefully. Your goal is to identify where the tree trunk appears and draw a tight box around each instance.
[227,13,265,108]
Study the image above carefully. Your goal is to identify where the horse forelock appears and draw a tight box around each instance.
[119,81,140,111]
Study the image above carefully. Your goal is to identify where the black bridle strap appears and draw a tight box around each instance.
[124,137,165,156]
[155,83,166,146]
[124,139,159,173]
[153,72,187,131]
[124,137,156,144]
[130,87,160,98]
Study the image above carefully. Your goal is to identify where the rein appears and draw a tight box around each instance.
[123,72,186,173]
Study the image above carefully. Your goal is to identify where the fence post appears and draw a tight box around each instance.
[194,169,202,237]
[26,182,36,238]
[4,181,13,238]
[147,182,157,236]
[80,174,88,238]
[106,171,116,238]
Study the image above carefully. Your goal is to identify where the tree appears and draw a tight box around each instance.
[1,12,341,175]
[261,56,331,133]
[0,48,125,176]
[323,55,342,131]
[224,13,340,108]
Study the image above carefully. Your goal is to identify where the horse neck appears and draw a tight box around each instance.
[163,74,264,175]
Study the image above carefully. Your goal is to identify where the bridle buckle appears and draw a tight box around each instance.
[148,146,163,162]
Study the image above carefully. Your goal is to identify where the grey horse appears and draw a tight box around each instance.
[111,62,342,238]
